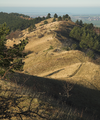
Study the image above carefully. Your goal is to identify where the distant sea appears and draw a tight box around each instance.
[0,7,100,17]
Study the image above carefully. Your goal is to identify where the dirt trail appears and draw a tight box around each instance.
[39,63,82,78]
[67,63,83,78]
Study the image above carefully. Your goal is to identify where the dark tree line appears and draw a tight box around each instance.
[75,20,84,26]
[0,12,46,32]
[52,13,71,22]
[69,23,100,53]
[0,12,72,32]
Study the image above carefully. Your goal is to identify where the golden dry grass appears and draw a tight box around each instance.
[3,19,100,120]
[6,19,100,90]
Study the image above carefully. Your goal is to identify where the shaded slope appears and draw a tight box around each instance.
[1,72,100,120]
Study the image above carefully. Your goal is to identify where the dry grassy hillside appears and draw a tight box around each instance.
[6,19,100,90]
[2,18,100,120]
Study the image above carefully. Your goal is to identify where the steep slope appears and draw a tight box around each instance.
[6,19,100,90]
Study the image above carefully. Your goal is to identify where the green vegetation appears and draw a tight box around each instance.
[71,43,78,50]
[44,20,48,24]
[62,46,71,51]
[57,14,71,21]
[46,13,51,19]
[62,14,71,20]
[54,13,58,18]
[0,23,28,77]
[28,24,36,32]
[48,45,53,50]
[75,20,84,26]
[1,13,100,120]
[0,12,71,33]
[69,23,100,56]
[86,49,95,58]
[0,12,45,31]
[58,16,62,21]
[52,18,56,22]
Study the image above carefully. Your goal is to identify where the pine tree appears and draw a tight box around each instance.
[46,13,51,19]
[75,20,80,25]
[0,23,28,78]
[79,20,83,26]
[58,16,62,21]
[54,13,58,18]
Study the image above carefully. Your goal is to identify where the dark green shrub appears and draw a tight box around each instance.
[54,13,58,18]
[48,45,53,50]
[37,34,44,38]
[44,20,48,24]
[71,44,78,50]
[28,24,36,33]
[58,16,62,21]
[52,18,56,22]
[46,13,51,19]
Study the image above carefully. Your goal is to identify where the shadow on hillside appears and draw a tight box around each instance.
[9,72,100,119]
[24,50,33,56]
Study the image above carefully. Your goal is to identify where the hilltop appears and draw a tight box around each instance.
[6,18,100,90]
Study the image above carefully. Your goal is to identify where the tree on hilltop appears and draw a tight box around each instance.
[62,14,68,20]
[46,13,51,19]
[54,13,58,18]
[58,16,62,21]
[75,20,83,26]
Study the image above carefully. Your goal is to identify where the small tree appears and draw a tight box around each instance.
[54,13,58,18]
[68,16,71,20]
[80,20,83,26]
[42,16,45,20]
[52,18,56,22]
[46,13,51,19]
[62,14,69,20]
[75,20,80,25]
[28,24,36,33]
[58,16,62,21]
[44,20,48,24]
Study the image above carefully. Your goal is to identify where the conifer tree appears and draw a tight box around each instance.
[54,13,58,18]
[46,13,51,19]
[0,23,28,77]
[58,16,62,21]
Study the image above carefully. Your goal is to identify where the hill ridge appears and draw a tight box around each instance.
[6,19,100,90]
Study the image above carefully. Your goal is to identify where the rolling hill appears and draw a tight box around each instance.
[2,17,100,120]
[6,18,100,90]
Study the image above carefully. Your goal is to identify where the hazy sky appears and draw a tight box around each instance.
[1,0,100,7]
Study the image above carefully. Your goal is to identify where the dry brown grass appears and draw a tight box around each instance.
[5,19,100,91]
[3,19,100,120]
